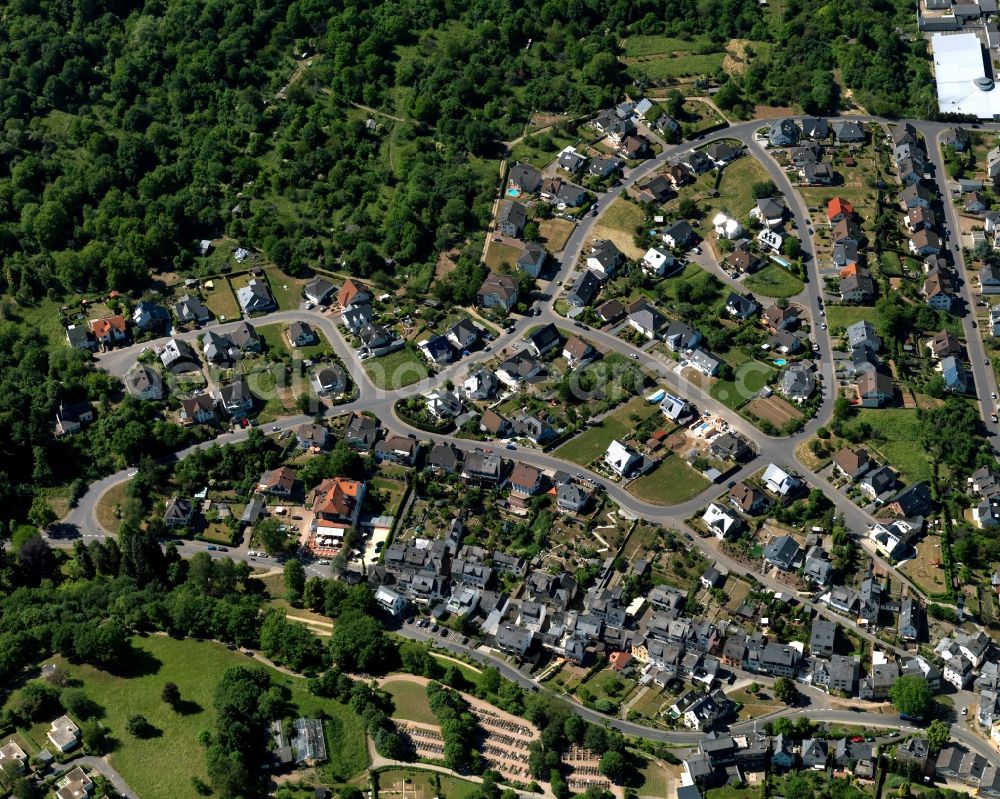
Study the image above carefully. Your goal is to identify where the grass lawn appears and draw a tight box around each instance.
[22,636,368,799]
[592,199,646,259]
[656,262,727,307]
[856,408,933,483]
[509,124,582,169]
[383,679,438,725]
[621,36,706,56]
[707,786,762,799]
[201,281,241,322]
[715,155,771,218]
[824,304,877,332]
[627,53,724,80]
[95,481,129,534]
[377,768,482,799]
[364,346,428,390]
[369,477,408,517]
[554,418,630,467]
[264,266,306,311]
[710,360,775,410]
[256,322,332,359]
[743,264,804,298]
[538,218,575,251]
[729,686,783,721]
[899,536,947,596]
[16,296,74,348]
[628,456,709,504]
[483,241,522,270]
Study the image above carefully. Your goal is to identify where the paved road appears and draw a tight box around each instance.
[53,113,1000,757]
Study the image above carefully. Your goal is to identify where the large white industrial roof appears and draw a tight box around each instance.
[933,33,1000,118]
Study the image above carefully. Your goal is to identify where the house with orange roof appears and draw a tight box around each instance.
[839,263,859,279]
[827,197,855,224]
[256,466,297,496]
[90,315,128,348]
[309,477,366,552]
[337,279,371,309]
[610,650,633,672]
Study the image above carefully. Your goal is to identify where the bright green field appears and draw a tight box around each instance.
[716,155,771,218]
[627,53,724,80]
[621,36,708,56]
[627,455,709,504]
[710,360,775,409]
[824,304,877,332]
[257,321,332,359]
[855,409,933,484]
[5,636,369,799]
[363,345,428,390]
[743,264,804,299]
[383,679,438,725]
[555,417,630,467]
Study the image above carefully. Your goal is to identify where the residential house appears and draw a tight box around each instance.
[803,546,833,585]
[597,298,625,324]
[512,413,555,443]
[967,192,988,214]
[174,294,211,324]
[605,439,641,477]
[588,156,622,179]
[461,451,503,487]
[900,183,932,210]
[230,321,262,352]
[790,143,823,166]
[940,355,968,393]
[833,217,864,245]
[780,361,814,400]
[944,654,973,689]
[702,503,745,538]
[757,228,783,252]
[802,739,829,769]
[446,319,479,351]
[586,239,624,279]
[729,481,769,515]
[833,120,865,143]
[762,463,802,497]
[833,447,871,481]
[509,162,543,194]
[132,300,171,333]
[840,270,876,303]
[427,442,463,474]
[847,320,881,352]
[160,338,200,372]
[557,482,592,514]
[374,436,419,466]
[297,423,328,450]
[65,324,96,351]
[907,206,936,231]
[477,272,520,311]
[641,247,676,276]
[768,119,801,147]
[526,323,561,357]
[725,292,759,320]
[909,229,941,256]
[201,331,238,365]
[562,336,595,368]
[857,371,893,407]
[889,481,932,517]
[124,362,164,401]
[463,368,498,400]
[802,117,829,139]
[517,243,547,278]
[46,716,80,753]
[628,301,668,340]
[496,354,542,387]
[558,147,587,173]
[662,220,696,249]
[419,335,455,365]
[498,201,527,237]
[567,270,602,307]
[870,520,918,560]
[763,535,801,571]
[660,392,694,423]
[237,279,276,314]
[860,465,898,502]
[765,304,799,331]
[725,248,760,275]
[257,466,297,496]
[801,162,834,185]
[311,477,365,544]
[900,597,926,642]
[752,197,786,229]
[178,393,217,425]
[304,276,336,305]
[712,212,742,240]
[343,412,380,450]
[0,740,27,774]
[424,389,462,419]
[664,164,690,187]
[287,321,316,347]
[706,141,739,166]
[337,279,371,309]
[90,315,128,348]
[982,264,1000,294]
[311,365,346,396]
[895,737,931,776]
[682,151,713,174]
[923,268,956,311]
[761,642,800,677]
[215,378,254,417]
[711,432,754,463]
[688,349,721,377]
[637,175,673,204]
[508,463,543,498]
[164,497,194,528]
[810,618,837,658]
[928,329,963,359]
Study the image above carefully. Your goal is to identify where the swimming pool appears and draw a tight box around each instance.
[506,188,521,198]
[646,389,666,403]
[774,358,787,366]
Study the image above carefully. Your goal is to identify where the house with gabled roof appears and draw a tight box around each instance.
[337,279,370,309]
[237,279,276,314]
[517,242,547,278]
[174,294,211,324]
[257,466,297,496]
[304,276,336,305]
[124,362,164,401]
[477,272,519,311]
[498,200,527,238]
[526,323,561,357]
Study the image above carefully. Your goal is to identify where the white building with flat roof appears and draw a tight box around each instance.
[932,33,1000,118]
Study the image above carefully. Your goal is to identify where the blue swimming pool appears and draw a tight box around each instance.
[774,358,787,366]
[506,188,521,198]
